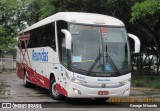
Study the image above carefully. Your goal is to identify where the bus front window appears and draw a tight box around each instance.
[69,24,130,77]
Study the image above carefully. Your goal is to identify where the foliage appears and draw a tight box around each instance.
[130,0,160,54]
[39,0,55,19]
[0,36,16,52]
[133,80,144,87]
[23,0,55,25]
[0,0,21,54]
[132,75,160,89]
[0,82,5,94]
[130,0,160,22]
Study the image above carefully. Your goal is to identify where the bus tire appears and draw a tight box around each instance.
[49,78,64,100]
[23,71,32,88]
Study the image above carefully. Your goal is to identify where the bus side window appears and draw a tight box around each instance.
[43,23,56,51]
[28,22,56,50]
[29,28,42,48]
[57,21,68,67]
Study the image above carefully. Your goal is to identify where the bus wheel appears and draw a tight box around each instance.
[49,78,64,100]
[23,71,32,87]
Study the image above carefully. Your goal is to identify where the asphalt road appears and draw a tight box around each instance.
[0,71,160,111]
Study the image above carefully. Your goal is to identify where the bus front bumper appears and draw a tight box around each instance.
[66,81,130,98]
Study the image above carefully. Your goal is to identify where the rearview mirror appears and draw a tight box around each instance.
[61,29,72,50]
[128,33,140,53]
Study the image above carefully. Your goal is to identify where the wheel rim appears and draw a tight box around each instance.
[52,82,59,96]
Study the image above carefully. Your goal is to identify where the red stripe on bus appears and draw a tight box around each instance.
[16,62,50,89]
[24,64,50,89]
[17,62,68,96]
[56,84,68,96]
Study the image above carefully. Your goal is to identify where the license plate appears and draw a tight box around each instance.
[98,91,109,95]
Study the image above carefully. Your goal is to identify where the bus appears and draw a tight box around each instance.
[16,12,140,100]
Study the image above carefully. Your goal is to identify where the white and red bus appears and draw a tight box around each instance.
[16,12,140,100]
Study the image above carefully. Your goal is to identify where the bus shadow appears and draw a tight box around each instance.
[64,98,122,108]
[23,84,50,97]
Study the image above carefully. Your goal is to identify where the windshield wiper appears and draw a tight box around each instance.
[106,53,121,75]
[87,53,102,75]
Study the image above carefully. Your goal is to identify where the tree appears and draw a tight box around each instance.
[0,0,55,57]
[130,0,160,54]
[39,0,55,20]
[22,0,55,25]
[0,0,21,57]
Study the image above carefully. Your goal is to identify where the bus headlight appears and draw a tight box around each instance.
[119,79,131,85]
[71,78,87,85]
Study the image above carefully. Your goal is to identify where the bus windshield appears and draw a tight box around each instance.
[69,24,130,77]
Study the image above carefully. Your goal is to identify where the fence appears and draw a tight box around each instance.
[131,50,160,75]
[0,58,16,72]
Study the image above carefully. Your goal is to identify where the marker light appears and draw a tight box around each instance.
[119,79,131,85]
[73,88,81,95]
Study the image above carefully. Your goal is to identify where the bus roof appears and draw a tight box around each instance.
[20,12,124,33]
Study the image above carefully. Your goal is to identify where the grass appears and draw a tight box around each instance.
[133,80,144,87]
[0,81,6,95]
[0,82,5,89]
[152,81,160,89]
[0,96,10,99]
[131,75,160,89]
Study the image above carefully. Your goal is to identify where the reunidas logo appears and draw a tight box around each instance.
[32,48,48,62]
